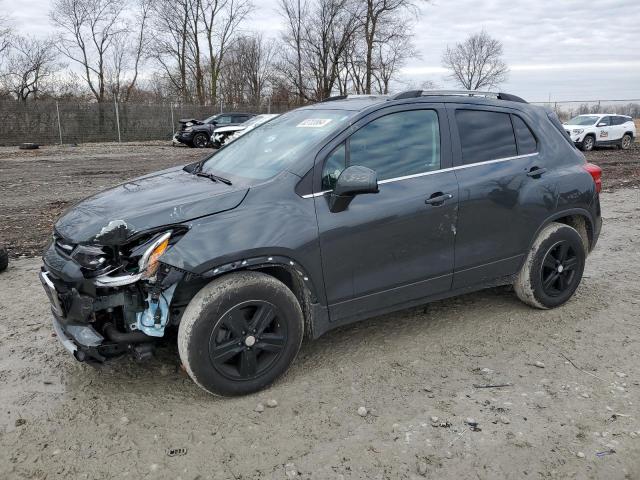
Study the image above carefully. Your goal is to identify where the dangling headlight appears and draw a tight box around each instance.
[138,231,172,279]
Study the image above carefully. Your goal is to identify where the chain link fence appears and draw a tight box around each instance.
[0,99,299,146]
[530,99,640,122]
[1,98,638,146]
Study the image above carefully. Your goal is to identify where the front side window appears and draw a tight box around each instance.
[455,110,517,165]
[216,115,234,124]
[598,116,610,126]
[321,109,441,188]
[202,109,352,181]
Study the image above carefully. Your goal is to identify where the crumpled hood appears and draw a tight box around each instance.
[55,166,248,245]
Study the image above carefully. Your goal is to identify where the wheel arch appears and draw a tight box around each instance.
[180,255,321,339]
[528,209,595,255]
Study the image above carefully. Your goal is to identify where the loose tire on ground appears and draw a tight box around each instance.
[514,222,586,309]
[0,247,8,272]
[580,135,594,151]
[19,143,39,150]
[178,271,304,396]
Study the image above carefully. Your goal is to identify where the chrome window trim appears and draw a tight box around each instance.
[302,152,538,198]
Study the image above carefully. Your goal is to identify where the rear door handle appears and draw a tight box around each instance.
[425,192,453,206]
[527,166,547,178]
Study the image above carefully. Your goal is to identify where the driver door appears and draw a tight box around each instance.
[596,116,611,143]
[313,105,458,324]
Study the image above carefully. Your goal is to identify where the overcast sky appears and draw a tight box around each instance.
[7,0,640,102]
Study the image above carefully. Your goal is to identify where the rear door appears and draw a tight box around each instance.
[448,105,556,290]
[608,116,625,141]
[313,104,458,322]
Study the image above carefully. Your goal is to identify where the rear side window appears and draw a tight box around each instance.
[512,115,537,154]
[455,110,517,164]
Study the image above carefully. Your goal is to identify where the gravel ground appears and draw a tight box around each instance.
[1,183,639,476]
[0,141,638,257]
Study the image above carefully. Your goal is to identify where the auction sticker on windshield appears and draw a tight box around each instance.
[297,118,333,128]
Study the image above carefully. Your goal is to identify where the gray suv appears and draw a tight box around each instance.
[40,91,603,396]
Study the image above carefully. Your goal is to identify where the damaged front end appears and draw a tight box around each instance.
[40,227,188,363]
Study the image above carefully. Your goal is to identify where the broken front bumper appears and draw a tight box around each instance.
[40,241,181,362]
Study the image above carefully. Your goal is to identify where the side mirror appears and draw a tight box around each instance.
[596,122,606,127]
[329,165,379,213]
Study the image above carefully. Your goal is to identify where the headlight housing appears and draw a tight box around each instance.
[184,127,194,133]
[572,129,584,134]
[138,231,171,279]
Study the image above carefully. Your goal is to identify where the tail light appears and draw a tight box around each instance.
[583,163,602,193]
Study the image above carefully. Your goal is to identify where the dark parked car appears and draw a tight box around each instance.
[173,112,255,148]
[40,91,602,396]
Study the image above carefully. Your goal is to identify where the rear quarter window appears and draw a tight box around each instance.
[512,115,537,154]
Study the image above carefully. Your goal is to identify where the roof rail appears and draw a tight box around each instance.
[320,94,389,103]
[391,90,527,103]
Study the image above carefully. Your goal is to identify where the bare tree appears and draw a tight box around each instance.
[50,0,128,102]
[200,0,252,104]
[278,0,360,101]
[359,0,423,94]
[150,0,192,102]
[108,0,152,102]
[2,36,59,101]
[0,14,10,57]
[442,31,509,90]
[278,0,309,103]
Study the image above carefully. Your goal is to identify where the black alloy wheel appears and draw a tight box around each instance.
[540,241,579,297]
[192,132,209,148]
[209,300,287,380]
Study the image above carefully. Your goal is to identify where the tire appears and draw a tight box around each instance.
[0,247,8,272]
[19,143,39,150]
[514,222,586,309]
[620,134,632,150]
[192,132,209,148]
[580,135,594,152]
[178,271,304,396]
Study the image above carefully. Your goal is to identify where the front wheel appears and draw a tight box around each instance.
[192,132,209,148]
[178,272,304,396]
[514,223,586,309]
[620,134,632,150]
[580,135,594,151]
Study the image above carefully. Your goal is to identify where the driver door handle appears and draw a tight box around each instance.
[425,192,453,206]
[527,166,547,178]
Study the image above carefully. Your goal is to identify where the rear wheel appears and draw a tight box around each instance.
[580,135,594,151]
[178,272,304,396]
[621,134,632,150]
[192,132,209,148]
[514,223,586,309]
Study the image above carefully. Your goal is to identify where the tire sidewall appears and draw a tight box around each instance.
[179,273,303,396]
[192,133,209,148]
[581,136,594,151]
[527,226,586,308]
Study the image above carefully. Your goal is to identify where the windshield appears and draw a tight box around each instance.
[566,115,600,126]
[201,109,352,180]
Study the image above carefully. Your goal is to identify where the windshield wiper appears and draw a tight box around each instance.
[195,171,233,185]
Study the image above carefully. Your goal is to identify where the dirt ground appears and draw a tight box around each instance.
[1,142,639,479]
[0,141,639,257]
